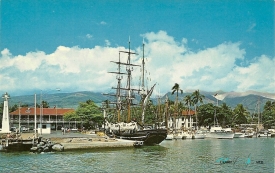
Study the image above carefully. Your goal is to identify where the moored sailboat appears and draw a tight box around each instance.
[103,40,167,145]
[205,95,234,139]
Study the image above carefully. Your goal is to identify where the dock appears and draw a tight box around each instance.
[19,131,135,150]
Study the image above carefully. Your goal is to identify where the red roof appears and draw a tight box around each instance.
[182,110,195,116]
[10,107,74,116]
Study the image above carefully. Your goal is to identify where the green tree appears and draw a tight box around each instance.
[262,101,275,128]
[64,99,103,129]
[183,95,193,111]
[191,90,205,128]
[171,83,183,105]
[197,103,216,127]
[219,103,233,127]
[232,104,249,125]
[171,83,183,129]
[76,99,103,124]
[63,110,78,121]
[41,100,50,108]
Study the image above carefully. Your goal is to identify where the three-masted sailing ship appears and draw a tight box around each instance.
[103,40,167,145]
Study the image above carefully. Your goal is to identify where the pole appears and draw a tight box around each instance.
[56,105,57,131]
[34,94,37,138]
[40,90,42,135]
[19,102,21,133]
[103,108,106,134]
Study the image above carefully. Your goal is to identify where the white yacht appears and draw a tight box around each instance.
[205,126,234,139]
[193,130,206,139]
[257,130,270,137]
[233,132,245,138]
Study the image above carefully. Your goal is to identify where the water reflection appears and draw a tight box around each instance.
[0,138,274,173]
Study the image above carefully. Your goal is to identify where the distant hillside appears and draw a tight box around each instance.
[6,90,275,112]
[155,91,274,113]
[8,91,110,109]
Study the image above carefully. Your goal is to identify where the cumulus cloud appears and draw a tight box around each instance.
[0,31,274,96]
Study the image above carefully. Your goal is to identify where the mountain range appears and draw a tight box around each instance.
[5,90,275,113]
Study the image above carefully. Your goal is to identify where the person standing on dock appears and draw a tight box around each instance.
[61,127,64,135]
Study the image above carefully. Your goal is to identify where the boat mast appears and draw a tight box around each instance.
[119,38,139,123]
[141,40,146,101]
[126,39,132,122]
[116,53,122,122]
[165,95,169,133]
[140,40,146,124]
[140,41,156,125]
[109,53,125,122]
[257,97,260,133]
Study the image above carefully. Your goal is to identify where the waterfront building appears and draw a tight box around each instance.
[167,110,196,130]
[9,107,75,132]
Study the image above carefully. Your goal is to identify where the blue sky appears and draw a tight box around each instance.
[0,0,274,96]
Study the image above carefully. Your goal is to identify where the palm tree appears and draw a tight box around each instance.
[171,83,183,105]
[233,104,249,125]
[184,95,193,112]
[171,83,183,130]
[41,100,50,108]
[191,90,205,129]
[183,95,193,129]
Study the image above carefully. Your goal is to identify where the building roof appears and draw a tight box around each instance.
[182,110,195,116]
[10,107,75,116]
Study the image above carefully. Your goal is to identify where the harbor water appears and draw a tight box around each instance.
[0,138,274,173]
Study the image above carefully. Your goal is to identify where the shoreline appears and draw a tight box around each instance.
[19,132,136,150]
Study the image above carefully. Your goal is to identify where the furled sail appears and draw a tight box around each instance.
[141,83,156,124]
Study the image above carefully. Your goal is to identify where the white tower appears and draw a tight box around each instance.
[1,92,11,133]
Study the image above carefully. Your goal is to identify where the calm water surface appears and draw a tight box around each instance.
[0,138,274,173]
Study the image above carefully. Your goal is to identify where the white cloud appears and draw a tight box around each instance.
[0,31,274,96]
[86,34,93,39]
[105,40,111,47]
[233,55,275,91]
[247,23,256,32]
[100,21,107,25]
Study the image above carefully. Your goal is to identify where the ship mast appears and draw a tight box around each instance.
[115,53,122,122]
[140,41,156,125]
[141,40,146,101]
[118,39,139,122]
[108,53,126,122]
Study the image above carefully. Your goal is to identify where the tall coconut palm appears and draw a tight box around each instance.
[172,83,183,105]
[183,94,193,129]
[233,104,249,125]
[184,95,193,113]
[191,90,205,129]
[171,83,183,130]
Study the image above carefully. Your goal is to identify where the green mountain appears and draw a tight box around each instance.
[6,91,275,113]
[8,91,110,109]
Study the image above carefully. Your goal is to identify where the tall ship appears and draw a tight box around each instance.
[103,40,167,145]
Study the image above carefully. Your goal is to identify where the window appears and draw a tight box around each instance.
[42,125,47,129]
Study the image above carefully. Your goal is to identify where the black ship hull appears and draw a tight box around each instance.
[113,129,167,146]
[1,139,34,152]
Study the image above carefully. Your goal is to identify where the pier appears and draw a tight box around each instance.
[19,131,135,150]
